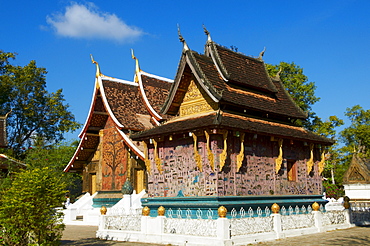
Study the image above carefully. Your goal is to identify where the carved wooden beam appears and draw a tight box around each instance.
[318,147,326,175]
[275,139,283,174]
[219,131,228,171]
[192,133,203,172]
[143,141,151,175]
[204,130,214,171]
[236,132,245,172]
[152,139,163,174]
[307,143,314,174]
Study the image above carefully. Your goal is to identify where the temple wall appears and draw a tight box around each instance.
[146,132,323,197]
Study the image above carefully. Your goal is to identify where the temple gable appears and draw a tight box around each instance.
[343,154,370,184]
[179,79,217,117]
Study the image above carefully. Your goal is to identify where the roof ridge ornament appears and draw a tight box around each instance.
[258,47,266,61]
[275,66,283,80]
[177,24,189,51]
[203,24,212,42]
[131,49,141,83]
[90,54,101,78]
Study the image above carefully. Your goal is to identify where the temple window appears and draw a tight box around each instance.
[287,160,297,181]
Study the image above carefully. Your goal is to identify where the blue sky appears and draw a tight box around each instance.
[1,1,369,141]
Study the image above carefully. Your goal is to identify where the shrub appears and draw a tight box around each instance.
[0,167,66,245]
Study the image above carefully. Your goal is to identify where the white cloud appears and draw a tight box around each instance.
[47,3,143,42]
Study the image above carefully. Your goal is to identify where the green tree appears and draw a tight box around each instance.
[340,105,370,156]
[0,167,66,245]
[332,105,370,185]
[24,140,82,200]
[0,50,81,158]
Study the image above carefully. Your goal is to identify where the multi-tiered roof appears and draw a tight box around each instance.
[64,56,173,172]
[132,31,333,146]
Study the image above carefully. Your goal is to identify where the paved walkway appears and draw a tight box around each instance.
[61,225,370,245]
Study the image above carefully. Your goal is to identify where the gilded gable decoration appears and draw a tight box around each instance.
[152,139,162,174]
[219,131,228,171]
[179,80,216,117]
[236,132,245,172]
[204,130,214,171]
[307,143,314,174]
[192,133,203,172]
[275,139,283,173]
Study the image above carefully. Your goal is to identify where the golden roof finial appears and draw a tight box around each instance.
[131,49,141,83]
[90,54,101,78]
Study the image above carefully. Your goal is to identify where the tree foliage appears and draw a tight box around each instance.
[340,105,370,156]
[0,50,81,158]
[23,140,82,200]
[0,167,66,245]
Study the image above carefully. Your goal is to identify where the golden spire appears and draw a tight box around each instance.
[131,49,141,83]
[90,54,101,78]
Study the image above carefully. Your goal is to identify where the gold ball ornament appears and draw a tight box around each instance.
[157,206,165,216]
[312,202,320,211]
[218,206,227,218]
[142,206,150,216]
[100,206,107,215]
[271,203,280,214]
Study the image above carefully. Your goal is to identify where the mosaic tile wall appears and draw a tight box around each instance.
[147,132,322,197]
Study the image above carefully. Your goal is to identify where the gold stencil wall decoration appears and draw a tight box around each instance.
[307,143,314,174]
[219,131,228,171]
[152,139,163,174]
[192,133,203,172]
[143,141,151,175]
[204,130,214,171]
[275,139,283,174]
[236,132,245,172]
[318,147,326,175]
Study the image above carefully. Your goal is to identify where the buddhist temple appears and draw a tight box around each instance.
[130,29,334,215]
[64,54,173,207]
[65,29,334,214]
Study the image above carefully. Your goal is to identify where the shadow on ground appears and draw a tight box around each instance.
[61,238,121,245]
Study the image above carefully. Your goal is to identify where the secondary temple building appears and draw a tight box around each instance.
[65,29,334,212]
[64,54,173,205]
[343,153,370,202]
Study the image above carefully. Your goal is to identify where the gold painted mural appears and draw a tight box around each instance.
[101,119,127,191]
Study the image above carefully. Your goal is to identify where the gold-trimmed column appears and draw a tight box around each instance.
[152,139,163,174]
[192,133,203,172]
[275,139,283,174]
[236,132,245,172]
[219,131,228,171]
[307,143,314,174]
[143,141,151,175]
[204,130,214,171]
[318,147,326,175]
